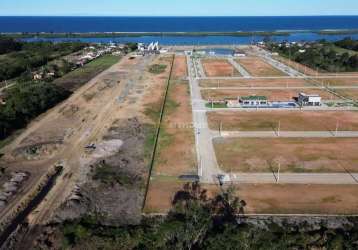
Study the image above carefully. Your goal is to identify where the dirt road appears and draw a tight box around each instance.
[0,54,164,227]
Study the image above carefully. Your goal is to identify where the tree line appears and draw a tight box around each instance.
[0,37,86,81]
[267,39,358,72]
[59,182,358,249]
[0,81,70,139]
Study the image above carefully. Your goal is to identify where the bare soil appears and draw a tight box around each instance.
[200,78,311,88]
[0,54,174,228]
[144,180,358,215]
[171,56,187,80]
[208,111,358,132]
[154,80,197,176]
[334,89,358,101]
[213,137,358,173]
[236,57,287,77]
[201,88,336,101]
[201,59,241,77]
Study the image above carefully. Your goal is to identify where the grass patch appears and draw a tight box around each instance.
[148,64,167,74]
[92,162,136,187]
[54,55,120,91]
[144,100,162,124]
[205,103,227,108]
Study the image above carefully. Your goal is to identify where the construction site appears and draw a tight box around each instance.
[1,43,358,247]
[145,44,358,215]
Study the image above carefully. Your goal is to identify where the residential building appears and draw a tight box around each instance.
[297,93,322,106]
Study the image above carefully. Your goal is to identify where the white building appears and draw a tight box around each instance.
[297,93,322,106]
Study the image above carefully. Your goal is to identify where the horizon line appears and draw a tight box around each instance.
[1,15,358,17]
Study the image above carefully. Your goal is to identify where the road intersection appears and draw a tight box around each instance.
[186,50,358,185]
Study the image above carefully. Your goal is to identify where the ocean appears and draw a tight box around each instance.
[1,16,358,44]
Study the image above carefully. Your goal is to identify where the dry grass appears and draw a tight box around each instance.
[171,56,187,80]
[334,89,358,101]
[201,88,337,102]
[208,111,358,131]
[214,137,358,173]
[201,59,241,77]
[144,179,358,215]
[200,78,311,88]
[153,80,197,176]
[236,57,287,77]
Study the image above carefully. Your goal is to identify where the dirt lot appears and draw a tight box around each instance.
[273,56,319,76]
[200,78,311,88]
[201,88,336,101]
[237,184,358,215]
[334,89,358,101]
[144,179,358,215]
[171,55,187,80]
[208,111,358,132]
[236,57,287,77]
[0,54,174,226]
[154,79,197,176]
[274,55,358,77]
[201,59,241,77]
[213,137,358,173]
[315,77,358,87]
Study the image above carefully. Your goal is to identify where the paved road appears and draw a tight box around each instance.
[187,49,358,185]
[206,106,358,112]
[195,58,206,78]
[199,75,358,80]
[202,86,358,90]
[228,57,251,78]
[187,55,223,183]
[228,173,358,185]
[217,130,358,138]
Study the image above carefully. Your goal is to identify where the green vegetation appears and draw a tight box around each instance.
[0,40,86,81]
[60,182,358,249]
[0,37,22,54]
[267,39,358,72]
[54,55,120,91]
[92,161,137,187]
[335,37,358,52]
[0,81,70,139]
[205,103,227,108]
[148,64,167,74]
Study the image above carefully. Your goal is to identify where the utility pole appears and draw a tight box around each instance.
[277,120,281,137]
[277,162,281,184]
[219,121,223,136]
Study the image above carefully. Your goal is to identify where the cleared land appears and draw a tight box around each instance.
[335,89,358,101]
[201,59,241,77]
[0,54,175,225]
[208,111,358,132]
[201,88,336,101]
[273,55,318,75]
[144,180,358,215]
[200,78,311,88]
[274,55,358,77]
[171,55,187,80]
[236,57,287,77]
[214,137,358,173]
[54,55,120,91]
[153,80,197,176]
[318,77,358,87]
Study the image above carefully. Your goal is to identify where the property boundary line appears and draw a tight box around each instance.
[142,54,175,210]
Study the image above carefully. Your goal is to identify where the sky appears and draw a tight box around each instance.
[1,0,358,16]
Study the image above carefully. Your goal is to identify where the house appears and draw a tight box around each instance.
[240,96,268,106]
[297,93,321,106]
[233,49,246,57]
[33,73,43,80]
